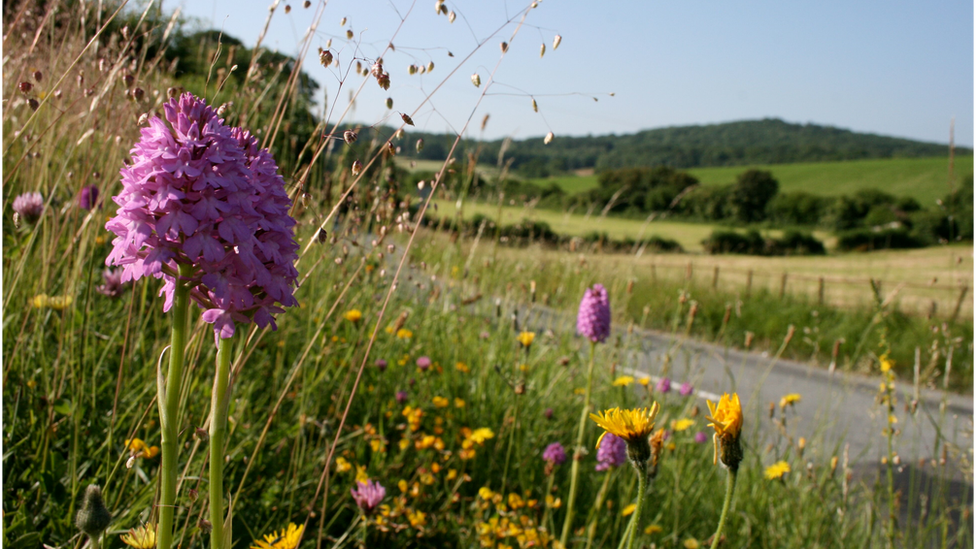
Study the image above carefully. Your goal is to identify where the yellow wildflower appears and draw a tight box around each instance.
[879,354,893,372]
[455,361,470,373]
[355,465,369,483]
[454,398,466,408]
[447,469,457,480]
[31,294,74,310]
[671,418,695,432]
[545,494,561,508]
[638,377,651,386]
[398,479,409,492]
[612,375,635,387]
[517,331,536,348]
[706,392,744,469]
[779,393,801,409]
[396,328,413,339]
[407,509,427,527]
[644,524,663,535]
[683,538,700,549]
[335,456,352,473]
[621,503,636,516]
[764,460,791,480]
[251,523,303,549]
[120,524,156,549]
[343,309,363,322]
[432,396,449,408]
[468,427,495,444]
[589,404,660,448]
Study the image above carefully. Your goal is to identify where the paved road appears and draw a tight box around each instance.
[498,299,974,469]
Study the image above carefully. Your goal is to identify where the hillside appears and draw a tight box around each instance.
[402,118,970,176]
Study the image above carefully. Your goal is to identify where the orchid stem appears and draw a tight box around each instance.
[209,335,234,549]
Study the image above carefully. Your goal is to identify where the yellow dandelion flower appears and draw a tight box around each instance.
[432,396,449,408]
[455,361,470,373]
[764,460,791,480]
[612,375,635,387]
[706,393,744,469]
[779,393,801,409]
[589,404,660,448]
[120,524,156,549]
[335,456,352,473]
[573,387,586,395]
[343,309,363,322]
[454,398,466,408]
[251,523,303,549]
[683,538,700,549]
[638,377,651,386]
[396,328,413,339]
[517,331,536,348]
[644,524,663,535]
[447,469,457,480]
[468,427,495,444]
[621,503,636,516]
[671,418,695,432]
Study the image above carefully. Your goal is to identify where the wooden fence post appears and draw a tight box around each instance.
[951,285,969,323]
[779,273,788,299]
[686,261,693,282]
[712,266,720,289]
[818,277,825,306]
[745,270,753,298]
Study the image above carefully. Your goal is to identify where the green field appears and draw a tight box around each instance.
[524,156,972,205]
[432,199,836,252]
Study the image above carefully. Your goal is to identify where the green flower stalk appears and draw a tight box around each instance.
[705,393,744,549]
[209,335,234,549]
[560,340,597,546]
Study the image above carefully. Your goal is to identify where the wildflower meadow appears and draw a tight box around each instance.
[2,2,972,549]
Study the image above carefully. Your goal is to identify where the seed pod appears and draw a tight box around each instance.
[448,10,456,23]
[371,62,383,78]
[540,43,546,57]
[395,129,405,140]
[408,64,417,75]
[401,113,414,126]
[481,114,490,131]
[553,34,562,50]
[543,131,553,145]
[340,17,347,26]
[343,130,357,144]
[377,72,390,90]
[75,485,112,537]
[386,142,396,156]
[500,41,508,53]
[532,98,538,112]
[471,73,481,87]
[304,0,311,7]
[284,4,291,13]
[319,48,333,66]
[352,160,363,176]
[434,0,443,13]
[326,38,332,48]
[439,3,448,15]
[28,98,39,111]
[346,29,354,39]
[415,138,424,152]
[33,70,43,82]
[427,61,434,72]
[356,61,363,73]
[386,97,393,109]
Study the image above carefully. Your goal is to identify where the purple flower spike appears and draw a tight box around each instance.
[577,284,611,343]
[694,431,708,444]
[350,480,386,514]
[396,390,408,404]
[13,192,44,224]
[79,185,100,210]
[595,433,627,471]
[542,442,567,466]
[96,269,129,298]
[679,381,694,397]
[105,92,299,343]
[416,356,431,371]
[374,359,388,371]
[656,377,671,394]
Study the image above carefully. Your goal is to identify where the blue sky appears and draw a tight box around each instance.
[176,0,974,146]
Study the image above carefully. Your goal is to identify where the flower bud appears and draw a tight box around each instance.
[75,485,112,537]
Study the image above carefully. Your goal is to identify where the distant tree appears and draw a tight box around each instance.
[729,170,779,223]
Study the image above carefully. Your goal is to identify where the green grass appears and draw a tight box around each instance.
[528,173,601,194]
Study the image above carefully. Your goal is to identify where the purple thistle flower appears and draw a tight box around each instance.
[656,377,671,394]
[396,390,408,404]
[576,284,610,343]
[542,442,567,466]
[350,480,386,514]
[679,381,694,397]
[416,356,431,371]
[96,268,129,298]
[595,433,627,471]
[105,93,299,343]
[374,359,388,371]
[78,185,100,210]
[13,191,44,224]
[694,431,708,444]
